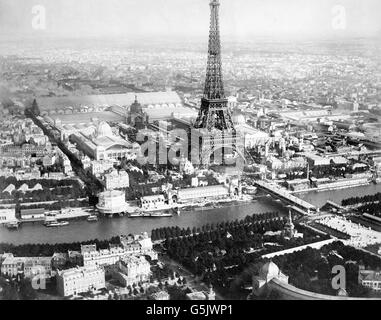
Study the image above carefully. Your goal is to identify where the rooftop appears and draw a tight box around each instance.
[59,266,102,278]
[99,190,125,198]
[38,92,182,111]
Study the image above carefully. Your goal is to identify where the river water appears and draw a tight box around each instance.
[0,184,380,245]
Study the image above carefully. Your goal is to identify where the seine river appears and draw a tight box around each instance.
[0,184,380,245]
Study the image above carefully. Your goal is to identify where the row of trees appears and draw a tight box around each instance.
[312,161,369,180]
[342,193,381,206]
[357,203,381,217]
[0,236,121,257]
[151,212,281,241]
[312,164,347,179]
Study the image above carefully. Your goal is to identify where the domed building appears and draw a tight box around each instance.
[70,120,134,162]
[231,114,270,149]
[130,96,143,114]
[96,190,129,217]
[127,96,148,129]
[96,121,113,138]
[253,261,289,297]
[259,261,286,282]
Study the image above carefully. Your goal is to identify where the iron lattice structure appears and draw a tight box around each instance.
[194,0,235,132]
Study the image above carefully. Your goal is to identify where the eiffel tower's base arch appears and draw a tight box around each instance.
[190,129,245,169]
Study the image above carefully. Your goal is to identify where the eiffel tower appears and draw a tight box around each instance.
[192,0,242,166]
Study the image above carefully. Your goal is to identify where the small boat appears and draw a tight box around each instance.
[87,215,98,222]
[128,210,173,218]
[6,221,20,230]
[45,220,69,227]
[128,211,143,218]
[148,211,173,218]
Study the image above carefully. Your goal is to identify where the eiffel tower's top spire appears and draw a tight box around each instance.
[204,0,225,100]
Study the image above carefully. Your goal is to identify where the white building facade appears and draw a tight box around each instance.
[0,209,17,225]
[56,266,105,297]
[114,256,151,287]
[82,247,126,268]
[103,170,130,190]
[96,190,129,216]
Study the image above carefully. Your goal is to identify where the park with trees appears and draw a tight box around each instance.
[342,193,381,207]
[342,193,381,217]
[0,176,89,213]
[154,211,330,299]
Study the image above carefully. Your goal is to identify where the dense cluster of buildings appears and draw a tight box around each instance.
[0,0,380,302]
[56,234,156,297]
[113,255,151,287]
[0,233,158,298]
[0,253,52,279]
[82,234,156,270]
[95,169,242,216]
[0,114,74,180]
[102,170,129,190]
[10,59,377,216]
[69,121,134,162]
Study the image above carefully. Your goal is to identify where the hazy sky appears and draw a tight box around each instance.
[1,0,380,39]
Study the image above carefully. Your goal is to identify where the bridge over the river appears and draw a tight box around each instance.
[255,180,317,215]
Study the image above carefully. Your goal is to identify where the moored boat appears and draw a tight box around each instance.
[87,215,99,222]
[128,210,173,218]
[6,221,20,230]
[147,211,173,218]
[45,220,69,227]
[128,211,142,218]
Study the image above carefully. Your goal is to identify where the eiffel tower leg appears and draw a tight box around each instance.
[201,145,212,167]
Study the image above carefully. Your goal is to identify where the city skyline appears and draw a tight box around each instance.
[1,0,381,40]
[0,0,381,303]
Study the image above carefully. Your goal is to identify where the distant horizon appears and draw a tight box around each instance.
[1,0,380,40]
[1,32,381,43]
